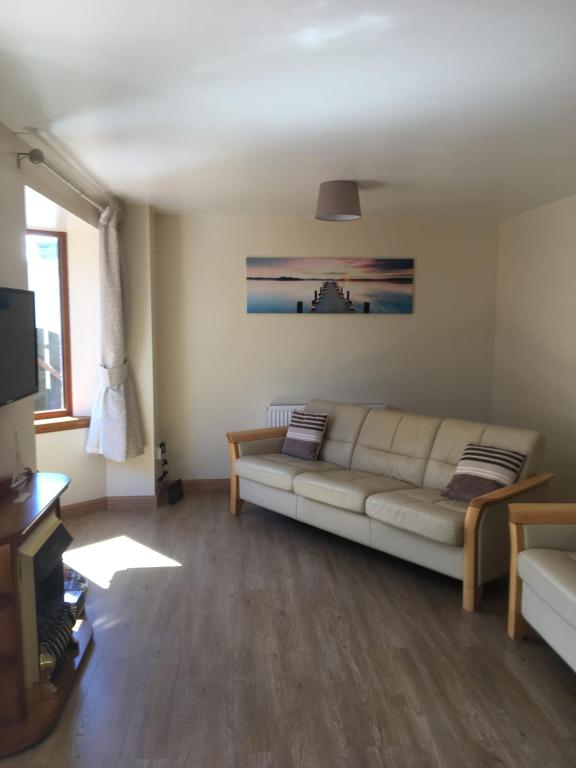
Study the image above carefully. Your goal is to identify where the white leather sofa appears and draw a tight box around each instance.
[227,400,553,611]
[508,504,576,671]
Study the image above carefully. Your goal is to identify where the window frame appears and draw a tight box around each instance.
[26,229,73,420]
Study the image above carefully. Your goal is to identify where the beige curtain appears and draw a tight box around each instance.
[86,203,144,461]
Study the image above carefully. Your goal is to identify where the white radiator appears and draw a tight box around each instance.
[266,404,305,427]
[266,400,387,427]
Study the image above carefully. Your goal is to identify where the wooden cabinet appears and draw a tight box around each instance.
[0,472,93,757]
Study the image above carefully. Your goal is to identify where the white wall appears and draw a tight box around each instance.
[154,213,499,479]
[0,123,36,477]
[493,194,576,500]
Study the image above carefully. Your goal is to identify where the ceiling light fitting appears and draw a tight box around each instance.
[315,180,361,222]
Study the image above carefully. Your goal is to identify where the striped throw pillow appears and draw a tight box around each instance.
[442,443,526,503]
[281,411,328,461]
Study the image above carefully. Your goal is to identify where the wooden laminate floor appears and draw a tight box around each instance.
[2,491,576,768]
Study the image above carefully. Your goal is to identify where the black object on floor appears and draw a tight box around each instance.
[167,479,183,505]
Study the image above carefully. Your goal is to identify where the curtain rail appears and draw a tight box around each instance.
[18,150,106,214]
[40,158,105,214]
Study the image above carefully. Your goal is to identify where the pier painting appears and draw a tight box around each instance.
[246,257,414,314]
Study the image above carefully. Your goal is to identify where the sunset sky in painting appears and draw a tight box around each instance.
[246,257,413,280]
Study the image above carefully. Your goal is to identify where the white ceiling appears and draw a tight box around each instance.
[2,1,576,217]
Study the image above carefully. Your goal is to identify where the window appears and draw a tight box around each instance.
[25,230,72,418]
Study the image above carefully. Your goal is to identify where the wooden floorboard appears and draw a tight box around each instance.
[2,491,576,767]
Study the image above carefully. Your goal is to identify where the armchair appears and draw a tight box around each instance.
[508,503,576,672]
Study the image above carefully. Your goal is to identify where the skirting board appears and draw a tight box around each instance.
[182,479,229,492]
[61,495,157,518]
[61,497,107,518]
[61,482,227,519]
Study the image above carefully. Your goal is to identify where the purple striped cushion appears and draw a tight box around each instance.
[281,411,328,461]
[443,443,526,502]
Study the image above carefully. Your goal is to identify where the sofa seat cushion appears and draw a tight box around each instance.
[293,470,415,515]
[518,549,576,631]
[365,488,468,546]
[235,453,340,492]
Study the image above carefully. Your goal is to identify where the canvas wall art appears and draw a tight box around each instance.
[246,257,414,314]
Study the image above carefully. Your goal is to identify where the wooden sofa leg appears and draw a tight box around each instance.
[228,442,242,516]
[508,611,526,642]
[230,475,242,516]
[508,520,526,640]
[463,582,483,612]
[508,571,526,641]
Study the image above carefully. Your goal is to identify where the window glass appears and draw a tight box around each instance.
[25,233,66,413]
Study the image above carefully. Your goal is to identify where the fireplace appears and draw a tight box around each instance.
[19,512,76,695]
[0,472,93,757]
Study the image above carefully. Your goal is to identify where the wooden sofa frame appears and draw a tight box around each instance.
[227,427,553,613]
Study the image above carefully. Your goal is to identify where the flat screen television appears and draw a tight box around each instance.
[0,287,38,406]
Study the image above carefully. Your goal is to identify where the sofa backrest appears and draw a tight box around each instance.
[306,399,369,468]
[306,400,545,489]
[350,409,443,486]
[422,419,544,491]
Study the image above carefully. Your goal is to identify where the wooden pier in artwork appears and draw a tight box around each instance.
[296,281,370,313]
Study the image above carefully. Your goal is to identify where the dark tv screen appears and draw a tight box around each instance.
[0,287,38,406]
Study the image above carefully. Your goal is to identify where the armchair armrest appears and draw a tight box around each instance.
[507,500,576,641]
[509,503,576,525]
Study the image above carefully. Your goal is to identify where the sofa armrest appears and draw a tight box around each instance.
[227,427,288,460]
[226,427,288,516]
[462,473,554,612]
[468,473,554,511]
[227,427,288,446]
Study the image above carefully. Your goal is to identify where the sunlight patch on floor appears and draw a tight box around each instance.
[63,535,181,589]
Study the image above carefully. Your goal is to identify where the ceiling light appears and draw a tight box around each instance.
[315,180,361,222]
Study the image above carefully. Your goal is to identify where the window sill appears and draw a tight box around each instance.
[34,416,91,435]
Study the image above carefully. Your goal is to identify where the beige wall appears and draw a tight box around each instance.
[493,194,576,500]
[154,213,499,479]
[0,123,36,477]
[35,428,106,504]
[67,216,101,416]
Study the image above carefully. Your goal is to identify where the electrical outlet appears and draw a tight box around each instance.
[155,445,163,460]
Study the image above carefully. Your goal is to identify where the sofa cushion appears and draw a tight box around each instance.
[423,419,544,491]
[306,401,369,468]
[235,454,340,492]
[351,410,442,486]
[519,549,576,631]
[365,488,468,546]
[442,443,526,502]
[294,470,415,515]
[281,411,328,460]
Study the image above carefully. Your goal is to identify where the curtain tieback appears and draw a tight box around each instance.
[102,360,128,389]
